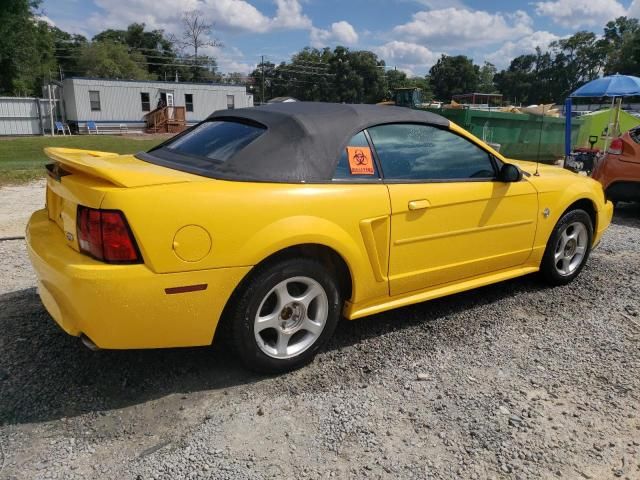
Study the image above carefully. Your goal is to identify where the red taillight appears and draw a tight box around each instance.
[608,138,623,155]
[77,206,141,263]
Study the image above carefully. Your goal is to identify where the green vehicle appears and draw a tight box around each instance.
[393,87,424,108]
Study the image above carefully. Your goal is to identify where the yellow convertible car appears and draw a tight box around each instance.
[27,103,613,372]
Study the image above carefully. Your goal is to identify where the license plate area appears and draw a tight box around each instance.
[46,185,65,230]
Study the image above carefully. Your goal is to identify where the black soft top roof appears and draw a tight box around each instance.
[145,102,450,183]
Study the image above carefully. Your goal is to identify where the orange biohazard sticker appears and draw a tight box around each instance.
[347,146,375,175]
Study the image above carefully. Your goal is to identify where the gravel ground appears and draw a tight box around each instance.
[0,184,639,479]
[0,180,45,239]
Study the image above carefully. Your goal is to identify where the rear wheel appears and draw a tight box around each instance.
[225,258,341,373]
[540,209,593,285]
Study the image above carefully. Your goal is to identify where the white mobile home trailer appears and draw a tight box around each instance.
[61,78,253,132]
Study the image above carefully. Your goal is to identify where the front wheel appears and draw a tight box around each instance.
[225,258,341,373]
[540,209,593,285]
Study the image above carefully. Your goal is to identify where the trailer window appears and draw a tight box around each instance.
[185,94,194,112]
[227,95,235,110]
[89,91,101,112]
[140,92,150,112]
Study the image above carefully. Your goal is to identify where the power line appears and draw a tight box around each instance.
[53,55,216,69]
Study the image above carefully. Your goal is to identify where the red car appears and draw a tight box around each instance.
[592,126,640,202]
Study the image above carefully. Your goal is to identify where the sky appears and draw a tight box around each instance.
[39,0,640,76]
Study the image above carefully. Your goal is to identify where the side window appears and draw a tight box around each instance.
[140,92,150,112]
[368,124,496,181]
[185,93,194,112]
[89,91,101,112]
[333,131,379,180]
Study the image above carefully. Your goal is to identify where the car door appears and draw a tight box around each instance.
[367,123,538,297]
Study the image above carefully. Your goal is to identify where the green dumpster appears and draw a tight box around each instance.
[425,107,583,163]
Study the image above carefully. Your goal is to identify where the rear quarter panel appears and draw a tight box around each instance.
[99,180,392,304]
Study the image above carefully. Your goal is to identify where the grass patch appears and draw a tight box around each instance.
[0,135,165,185]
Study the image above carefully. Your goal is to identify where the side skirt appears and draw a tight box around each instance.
[344,266,539,320]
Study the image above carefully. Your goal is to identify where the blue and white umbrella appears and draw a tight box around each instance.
[565,74,640,156]
[571,74,640,98]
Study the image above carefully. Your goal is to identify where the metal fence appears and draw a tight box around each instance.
[0,97,62,136]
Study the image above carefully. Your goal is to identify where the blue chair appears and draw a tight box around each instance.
[87,121,98,134]
[55,121,71,136]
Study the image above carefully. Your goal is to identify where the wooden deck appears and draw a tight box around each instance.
[144,106,186,134]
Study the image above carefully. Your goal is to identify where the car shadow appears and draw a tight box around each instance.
[0,273,546,426]
[611,202,640,228]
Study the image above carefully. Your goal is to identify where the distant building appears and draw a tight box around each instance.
[61,77,253,132]
[0,77,254,135]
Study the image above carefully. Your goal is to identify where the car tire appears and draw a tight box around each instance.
[540,209,593,286]
[224,258,341,373]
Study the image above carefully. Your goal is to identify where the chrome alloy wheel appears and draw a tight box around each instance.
[254,276,329,359]
[553,221,588,276]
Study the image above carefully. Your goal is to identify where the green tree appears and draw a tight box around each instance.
[78,41,152,80]
[385,69,409,96]
[0,0,56,95]
[615,32,640,75]
[341,49,387,103]
[383,70,433,103]
[429,55,479,101]
[495,30,609,104]
[285,47,334,101]
[494,54,536,104]
[92,23,184,80]
[601,16,640,74]
[478,62,497,93]
[494,49,563,104]
[252,47,389,104]
[52,27,87,78]
[549,31,604,92]
[249,60,278,102]
[92,29,127,44]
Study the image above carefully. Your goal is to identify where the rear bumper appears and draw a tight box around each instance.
[26,209,250,349]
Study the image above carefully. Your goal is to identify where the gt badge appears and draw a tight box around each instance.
[543,208,550,218]
[65,232,74,241]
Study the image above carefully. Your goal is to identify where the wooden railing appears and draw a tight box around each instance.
[144,106,186,133]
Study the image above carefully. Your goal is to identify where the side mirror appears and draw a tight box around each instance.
[498,163,522,182]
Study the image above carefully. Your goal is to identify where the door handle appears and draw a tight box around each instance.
[408,199,430,211]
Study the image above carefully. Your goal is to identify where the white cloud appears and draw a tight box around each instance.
[629,0,640,17]
[201,45,255,73]
[485,30,560,68]
[36,14,56,27]
[413,0,466,8]
[374,40,440,75]
[89,0,310,35]
[310,21,359,47]
[271,0,312,30]
[393,8,533,48]
[534,0,626,28]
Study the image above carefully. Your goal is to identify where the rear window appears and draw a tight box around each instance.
[630,126,640,144]
[163,120,265,162]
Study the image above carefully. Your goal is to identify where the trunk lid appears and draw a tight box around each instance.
[44,147,204,253]
[45,147,203,187]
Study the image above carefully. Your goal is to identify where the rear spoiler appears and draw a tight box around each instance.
[44,148,201,188]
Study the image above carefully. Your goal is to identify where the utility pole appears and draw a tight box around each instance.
[261,55,265,105]
[48,84,54,136]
